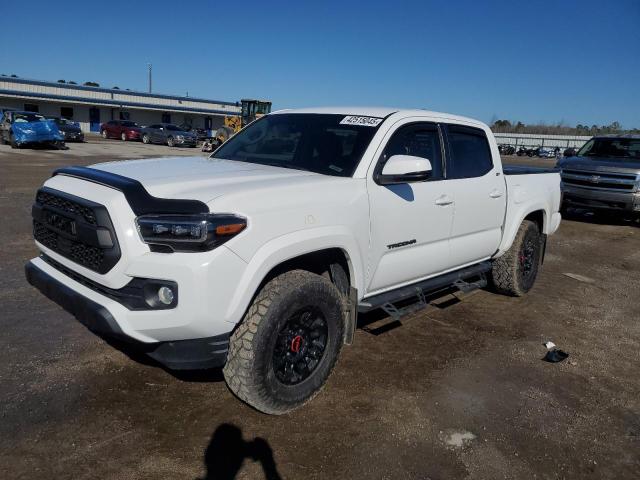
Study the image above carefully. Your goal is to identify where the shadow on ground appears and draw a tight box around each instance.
[198,424,282,480]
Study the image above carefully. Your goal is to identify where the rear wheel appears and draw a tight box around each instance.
[101,129,108,139]
[223,270,345,415]
[490,220,542,296]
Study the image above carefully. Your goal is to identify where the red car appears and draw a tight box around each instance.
[100,120,142,141]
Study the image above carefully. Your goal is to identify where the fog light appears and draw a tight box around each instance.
[158,286,174,305]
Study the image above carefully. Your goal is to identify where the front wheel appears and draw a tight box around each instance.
[223,270,345,415]
[142,134,150,144]
[120,132,127,141]
[167,136,174,147]
[10,134,19,149]
[490,220,542,296]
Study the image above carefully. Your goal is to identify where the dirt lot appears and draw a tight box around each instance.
[1,140,638,480]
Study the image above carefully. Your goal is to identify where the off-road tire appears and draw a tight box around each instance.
[223,269,345,415]
[490,220,542,296]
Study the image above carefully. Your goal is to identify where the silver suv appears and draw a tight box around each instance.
[558,134,640,216]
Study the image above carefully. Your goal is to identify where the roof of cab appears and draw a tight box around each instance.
[271,106,486,127]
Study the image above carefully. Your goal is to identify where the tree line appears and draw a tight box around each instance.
[490,119,640,136]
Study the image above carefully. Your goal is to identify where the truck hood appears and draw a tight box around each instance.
[90,156,319,204]
[558,156,640,174]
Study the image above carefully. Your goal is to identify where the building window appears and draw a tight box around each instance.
[161,112,171,123]
[60,107,74,119]
[24,103,39,112]
[119,111,131,120]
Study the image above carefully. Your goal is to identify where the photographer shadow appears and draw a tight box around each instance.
[199,423,282,480]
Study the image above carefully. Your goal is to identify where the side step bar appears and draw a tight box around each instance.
[358,261,492,318]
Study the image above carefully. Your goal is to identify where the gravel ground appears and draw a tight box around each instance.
[0,141,638,479]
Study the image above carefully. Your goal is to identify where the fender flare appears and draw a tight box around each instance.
[223,227,365,325]
[496,203,549,257]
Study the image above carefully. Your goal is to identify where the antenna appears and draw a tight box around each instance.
[147,63,152,93]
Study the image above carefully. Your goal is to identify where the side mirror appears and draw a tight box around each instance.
[377,155,432,185]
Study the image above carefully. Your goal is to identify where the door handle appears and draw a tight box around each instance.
[489,189,504,199]
[435,195,454,206]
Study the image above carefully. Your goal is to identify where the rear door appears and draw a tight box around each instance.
[443,124,506,268]
[366,121,455,294]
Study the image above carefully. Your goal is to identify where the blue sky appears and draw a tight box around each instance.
[2,0,639,127]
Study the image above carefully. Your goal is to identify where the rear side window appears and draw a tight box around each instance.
[446,125,493,179]
[380,123,443,179]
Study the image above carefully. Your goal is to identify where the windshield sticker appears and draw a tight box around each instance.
[340,116,383,127]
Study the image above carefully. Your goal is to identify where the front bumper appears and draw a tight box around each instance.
[175,137,197,146]
[562,184,640,212]
[62,132,84,142]
[25,258,231,369]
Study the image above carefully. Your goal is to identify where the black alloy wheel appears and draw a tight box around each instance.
[272,307,328,386]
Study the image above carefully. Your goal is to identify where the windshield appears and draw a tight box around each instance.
[212,113,383,176]
[48,117,73,125]
[577,138,640,160]
[14,112,46,123]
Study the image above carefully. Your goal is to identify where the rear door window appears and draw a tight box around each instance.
[445,125,493,179]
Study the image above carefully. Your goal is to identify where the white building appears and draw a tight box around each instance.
[0,76,241,133]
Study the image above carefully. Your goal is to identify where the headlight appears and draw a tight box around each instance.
[176,135,184,140]
[135,214,247,252]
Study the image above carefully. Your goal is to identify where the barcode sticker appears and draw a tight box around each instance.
[339,116,383,127]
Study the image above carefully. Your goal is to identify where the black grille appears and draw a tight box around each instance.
[33,221,58,250]
[32,187,120,274]
[561,169,638,191]
[36,190,97,225]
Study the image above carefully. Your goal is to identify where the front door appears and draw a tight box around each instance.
[366,121,455,294]
[89,108,100,132]
[443,124,507,268]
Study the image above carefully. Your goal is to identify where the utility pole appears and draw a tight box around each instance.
[148,63,152,93]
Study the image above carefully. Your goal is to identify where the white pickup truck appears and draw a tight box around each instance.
[26,107,561,414]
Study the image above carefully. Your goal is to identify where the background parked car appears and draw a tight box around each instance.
[498,144,516,155]
[178,123,208,142]
[100,120,142,141]
[537,147,555,158]
[517,146,537,157]
[0,110,64,148]
[46,116,84,142]
[140,123,197,147]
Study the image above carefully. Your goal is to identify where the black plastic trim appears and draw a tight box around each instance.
[52,166,209,216]
[40,254,178,311]
[358,261,493,312]
[25,260,129,341]
[145,334,230,370]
